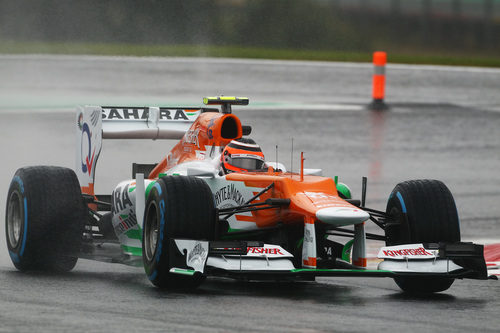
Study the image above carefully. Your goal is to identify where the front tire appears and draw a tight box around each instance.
[5,166,86,272]
[385,179,460,293]
[142,176,215,289]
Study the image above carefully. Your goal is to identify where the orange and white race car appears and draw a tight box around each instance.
[5,97,490,293]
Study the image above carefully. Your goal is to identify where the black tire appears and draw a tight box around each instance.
[142,176,215,289]
[5,166,86,272]
[385,179,460,293]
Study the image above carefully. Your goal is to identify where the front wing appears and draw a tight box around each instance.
[168,240,489,281]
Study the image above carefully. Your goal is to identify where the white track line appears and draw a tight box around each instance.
[1,54,499,74]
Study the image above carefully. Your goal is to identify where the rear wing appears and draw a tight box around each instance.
[75,106,205,195]
[101,106,202,139]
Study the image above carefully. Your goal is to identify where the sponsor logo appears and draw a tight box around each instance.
[304,229,313,243]
[80,122,96,176]
[207,118,215,139]
[187,242,207,267]
[214,184,245,207]
[102,108,190,121]
[183,128,201,148]
[382,247,433,257]
[113,213,138,235]
[112,184,134,214]
[247,247,284,255]
[305,192,336,200]
[304,191,350,209]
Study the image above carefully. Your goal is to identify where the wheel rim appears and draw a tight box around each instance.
[144,201,159,262]
[7,190,23,249]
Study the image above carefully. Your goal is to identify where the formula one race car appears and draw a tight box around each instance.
[5,96,488,293]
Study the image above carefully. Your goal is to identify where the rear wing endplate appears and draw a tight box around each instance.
[75,106,202,195]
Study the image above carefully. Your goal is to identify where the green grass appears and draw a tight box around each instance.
[1,40,500,68]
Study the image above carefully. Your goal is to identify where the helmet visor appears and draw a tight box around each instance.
[231,157,265,170]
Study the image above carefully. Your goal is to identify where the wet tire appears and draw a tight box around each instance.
[385,179,460,293]
[5,166,86,272]
[142,176,215,289]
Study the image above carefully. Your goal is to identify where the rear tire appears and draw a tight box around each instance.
[385,179,460,293]
[142,176,215,289]
[5,166,86,272]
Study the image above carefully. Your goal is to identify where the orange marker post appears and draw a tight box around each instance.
[369,51,388,110]
[300,152,304,182]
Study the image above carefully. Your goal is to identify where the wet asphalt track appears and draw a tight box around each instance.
[0,55,499,332]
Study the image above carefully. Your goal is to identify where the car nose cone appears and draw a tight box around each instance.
[316,207,370,226]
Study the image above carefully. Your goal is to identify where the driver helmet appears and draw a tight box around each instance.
[221,138,265,173]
